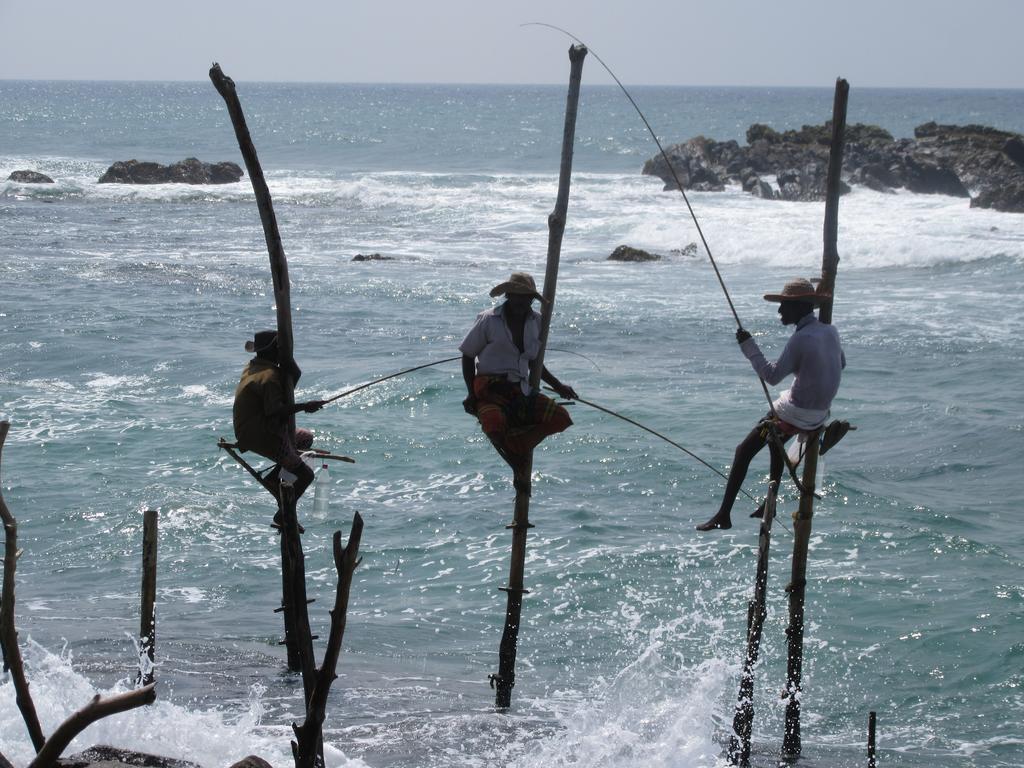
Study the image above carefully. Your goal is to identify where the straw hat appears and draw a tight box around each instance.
[763,278,830,305]
[489,272,545,303]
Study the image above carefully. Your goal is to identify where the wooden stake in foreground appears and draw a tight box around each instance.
[138,509,158,686]
[492,44,587,710]
[781,77,849,759]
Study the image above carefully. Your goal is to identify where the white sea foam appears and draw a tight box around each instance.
[0,640,369,767]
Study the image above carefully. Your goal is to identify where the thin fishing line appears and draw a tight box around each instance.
[550,389,757,503]
[523,22,779,418]
[523,22,741,326]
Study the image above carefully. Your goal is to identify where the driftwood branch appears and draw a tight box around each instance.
[292,512,364,768]
[27,684,157,768]
[0,420,47,751]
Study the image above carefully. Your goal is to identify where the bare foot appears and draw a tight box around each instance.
[750,501,766,519]
[696,515,732,532]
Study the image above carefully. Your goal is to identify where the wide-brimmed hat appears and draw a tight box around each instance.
[489,272,545,303]
[763,278,830,305]
[245,329,278,353]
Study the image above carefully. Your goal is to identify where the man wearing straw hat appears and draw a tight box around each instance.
[460,272,578,491]
[233,329,326,502]
[697,278,845,532]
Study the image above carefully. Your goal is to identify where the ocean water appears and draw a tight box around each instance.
[1,80,1023,767]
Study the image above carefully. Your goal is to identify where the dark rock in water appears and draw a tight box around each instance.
[227,757,274,768]
[351,253,394,261]
[59,745,199,768]
[7,170,55,183]
[608,245,660,262]
[98,158,243,184]
[670,242,699,258]
[643,120,1024,211]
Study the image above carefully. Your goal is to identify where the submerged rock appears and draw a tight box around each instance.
[608,245,660,262]
[98,158,243,185]
[7,169,55,183]
[643,121,1024,211]
[351,253,395,261]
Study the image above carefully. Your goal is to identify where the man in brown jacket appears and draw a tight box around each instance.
[233,330,325,500]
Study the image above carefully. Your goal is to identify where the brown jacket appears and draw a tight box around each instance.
[232,359,286,460]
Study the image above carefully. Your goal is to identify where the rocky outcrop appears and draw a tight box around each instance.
[7,170,54,183]
[608,245,660,262]
[643,122,1024,212]
[58,745,199,768]
[351,253,394,261]
[98,158,243,185]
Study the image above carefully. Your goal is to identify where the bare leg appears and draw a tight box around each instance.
[487,435,531,495]
[697,426,769,532]
[750,433,792,518]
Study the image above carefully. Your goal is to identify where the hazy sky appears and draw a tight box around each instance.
[1,0,1021,88]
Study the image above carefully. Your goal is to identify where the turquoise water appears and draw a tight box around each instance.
[1,81,1023,767]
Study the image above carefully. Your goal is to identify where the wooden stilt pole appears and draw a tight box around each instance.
[209,64,312,674]
[867,711,877,768]
[728,481,778,766]
[138,509,158,686]
[782,77,848,759]
[492,44,587,710]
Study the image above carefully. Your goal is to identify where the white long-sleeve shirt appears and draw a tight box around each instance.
[740,313,846,430]
[459,304,541,395]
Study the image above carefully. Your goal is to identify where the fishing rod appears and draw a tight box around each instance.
[523,22,779,418]
[322,356,460,404]
[321,348,600,405]
[546,387,756,503]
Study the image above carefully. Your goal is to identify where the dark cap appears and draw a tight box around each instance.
[244,330,278,354]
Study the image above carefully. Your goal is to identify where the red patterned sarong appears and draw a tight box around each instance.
[473,375,572,457]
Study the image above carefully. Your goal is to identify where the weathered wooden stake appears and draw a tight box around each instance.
[867,710,877,768]
[209,63,310,672]
[293,512,364,768]
[0,420,46,752]
[492,44,587,710]
[728,481,778,766]
[782,77,849,759]
[138,509,158,686]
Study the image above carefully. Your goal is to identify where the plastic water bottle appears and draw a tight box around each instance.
[786,435,825,494]
[312,463,330,517]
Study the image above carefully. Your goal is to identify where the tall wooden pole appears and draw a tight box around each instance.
[209,64,310,675]
[138,509,158,686]
[492,44,587,710]
[782,77,848,759]
[728,481,778,766]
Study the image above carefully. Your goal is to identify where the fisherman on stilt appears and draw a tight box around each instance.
[460,272,577,491]
[232,330,325,506]
[698,279,846,532]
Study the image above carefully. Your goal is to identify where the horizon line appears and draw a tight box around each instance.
[1,76,1022,92]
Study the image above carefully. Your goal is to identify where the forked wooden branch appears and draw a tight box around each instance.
[26,684,157,768]
[292,512,364,768]
[0,420,47,751]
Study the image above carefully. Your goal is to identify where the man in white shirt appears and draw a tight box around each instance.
[697,278,845,532]
[460,272,578,489]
